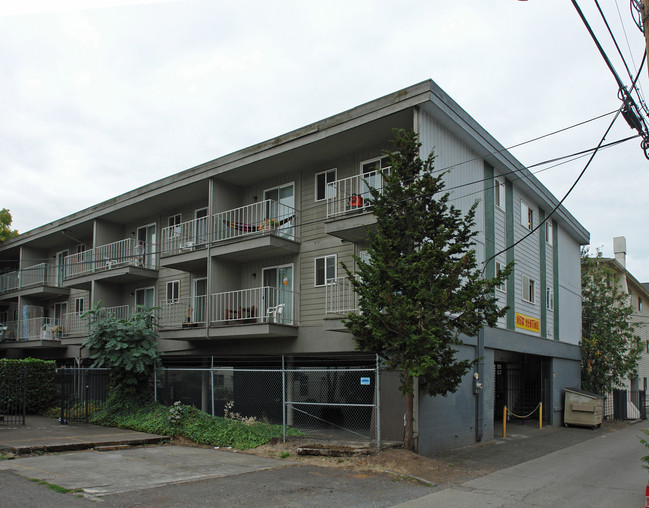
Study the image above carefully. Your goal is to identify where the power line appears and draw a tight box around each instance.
[483,107,624,270]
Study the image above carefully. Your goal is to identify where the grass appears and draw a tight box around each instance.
[89,399,301,450]
[29,478,83,494]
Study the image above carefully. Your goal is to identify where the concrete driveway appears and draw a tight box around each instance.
[0,445,291,498]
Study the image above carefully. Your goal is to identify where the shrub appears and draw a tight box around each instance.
[0,358,57,414]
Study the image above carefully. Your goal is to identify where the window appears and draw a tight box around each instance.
[76,244,86,254]
[494,179,505,209]
[521,201,533,230]
[545,221,553,245]
[168,214,182,227]
[639,297,643,312]
[646,341,649,354]
[74,298,84,314]
[495,261,506,292]
[315,255,337,286]
[315,169,336,201]
[546,287,554,310]
[135,287,155,308]
[166,280,180,303]
[522,275,535,303]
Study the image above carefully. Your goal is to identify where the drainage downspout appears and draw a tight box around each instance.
[475,328,485,442]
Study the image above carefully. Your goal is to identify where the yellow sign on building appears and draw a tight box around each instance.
[516,312,540,333]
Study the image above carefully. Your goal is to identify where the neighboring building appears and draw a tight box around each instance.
[0,80,588,454]
[605,237,649,411]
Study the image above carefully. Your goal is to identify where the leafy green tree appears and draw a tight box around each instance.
[581,249,642,394]
[0,208,19,241]
[343,129,510,451]
[83,304,161,404]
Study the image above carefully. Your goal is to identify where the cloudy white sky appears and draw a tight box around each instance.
[1,1,648,279]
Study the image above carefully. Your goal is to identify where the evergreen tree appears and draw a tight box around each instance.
[581,249,642,394]
[343,129,509,451]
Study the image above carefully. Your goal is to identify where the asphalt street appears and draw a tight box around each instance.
[0,421,647,507]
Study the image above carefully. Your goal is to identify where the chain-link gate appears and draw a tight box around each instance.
[57,368,110,423]
[0,365,26,426]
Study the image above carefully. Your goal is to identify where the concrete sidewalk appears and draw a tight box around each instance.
[0,416,168,454]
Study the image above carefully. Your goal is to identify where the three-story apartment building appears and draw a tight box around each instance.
[0,80,588,453]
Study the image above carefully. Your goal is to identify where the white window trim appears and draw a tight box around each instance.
[359,155,391,174]
[315,168,337,202]
[315,254,337,287]
[168,214,182,227]
[545,221,553,245]
[166,280,181,303]
[521,200,533,231]
[522,275,535,304]
[135,286,155,308]
[74,297,84,314]
[494,179,505,210]
[495,261,506,293]
[546,287,554,311]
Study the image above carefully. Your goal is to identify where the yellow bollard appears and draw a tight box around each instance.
[503,405,507,437]
[539,402,543,429]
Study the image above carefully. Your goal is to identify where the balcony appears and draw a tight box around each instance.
[159,217,210,271]
[324,276,358,332]
[209,286,299,339]
[324,171,386,242]
[0,317,66,348]
[63,238,158,288]
[0,263,69,300]
[211,200,300,262]
[158,295,207,337]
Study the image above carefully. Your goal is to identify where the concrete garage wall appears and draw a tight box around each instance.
[551,357,581,425]
[417,344,478,455]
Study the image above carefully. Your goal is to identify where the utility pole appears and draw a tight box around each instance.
[643,1,649,80]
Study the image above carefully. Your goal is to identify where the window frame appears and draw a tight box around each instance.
[546,287,554,311]
[168,214,182,228]
[521,200,533,231]
[494,179,505,210]
[522,274,535,304]
[314,254,337,287]
[495,261,506,293]
[315,168,337,202]
[545,221,553,245]
[74,297,84,314]
[166,280,181,304]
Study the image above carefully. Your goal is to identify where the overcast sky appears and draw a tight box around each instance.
[1,0,648,279]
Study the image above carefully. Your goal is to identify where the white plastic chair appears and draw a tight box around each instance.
[267,303,285,323]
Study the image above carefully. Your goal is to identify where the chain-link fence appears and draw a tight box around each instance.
[154,357,381,445]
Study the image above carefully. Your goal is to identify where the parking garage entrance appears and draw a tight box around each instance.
[494,352,551,424]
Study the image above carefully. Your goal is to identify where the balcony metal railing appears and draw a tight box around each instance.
[0,263,59,294]
[20,263,58,288]
[0,271,19,294]
[18,317,63,341]
[64,238,156,279]
[326,170,388,219]
[210,286,298,326]
[160,216,210,257]
[103,305,132,321]
[158,295,207,329]
[325,276,358,315]
[214,200,298,243]
[62,311,89,337]
[0,320,18,341]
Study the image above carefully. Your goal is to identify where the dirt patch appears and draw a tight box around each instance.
[242,441,495,486]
